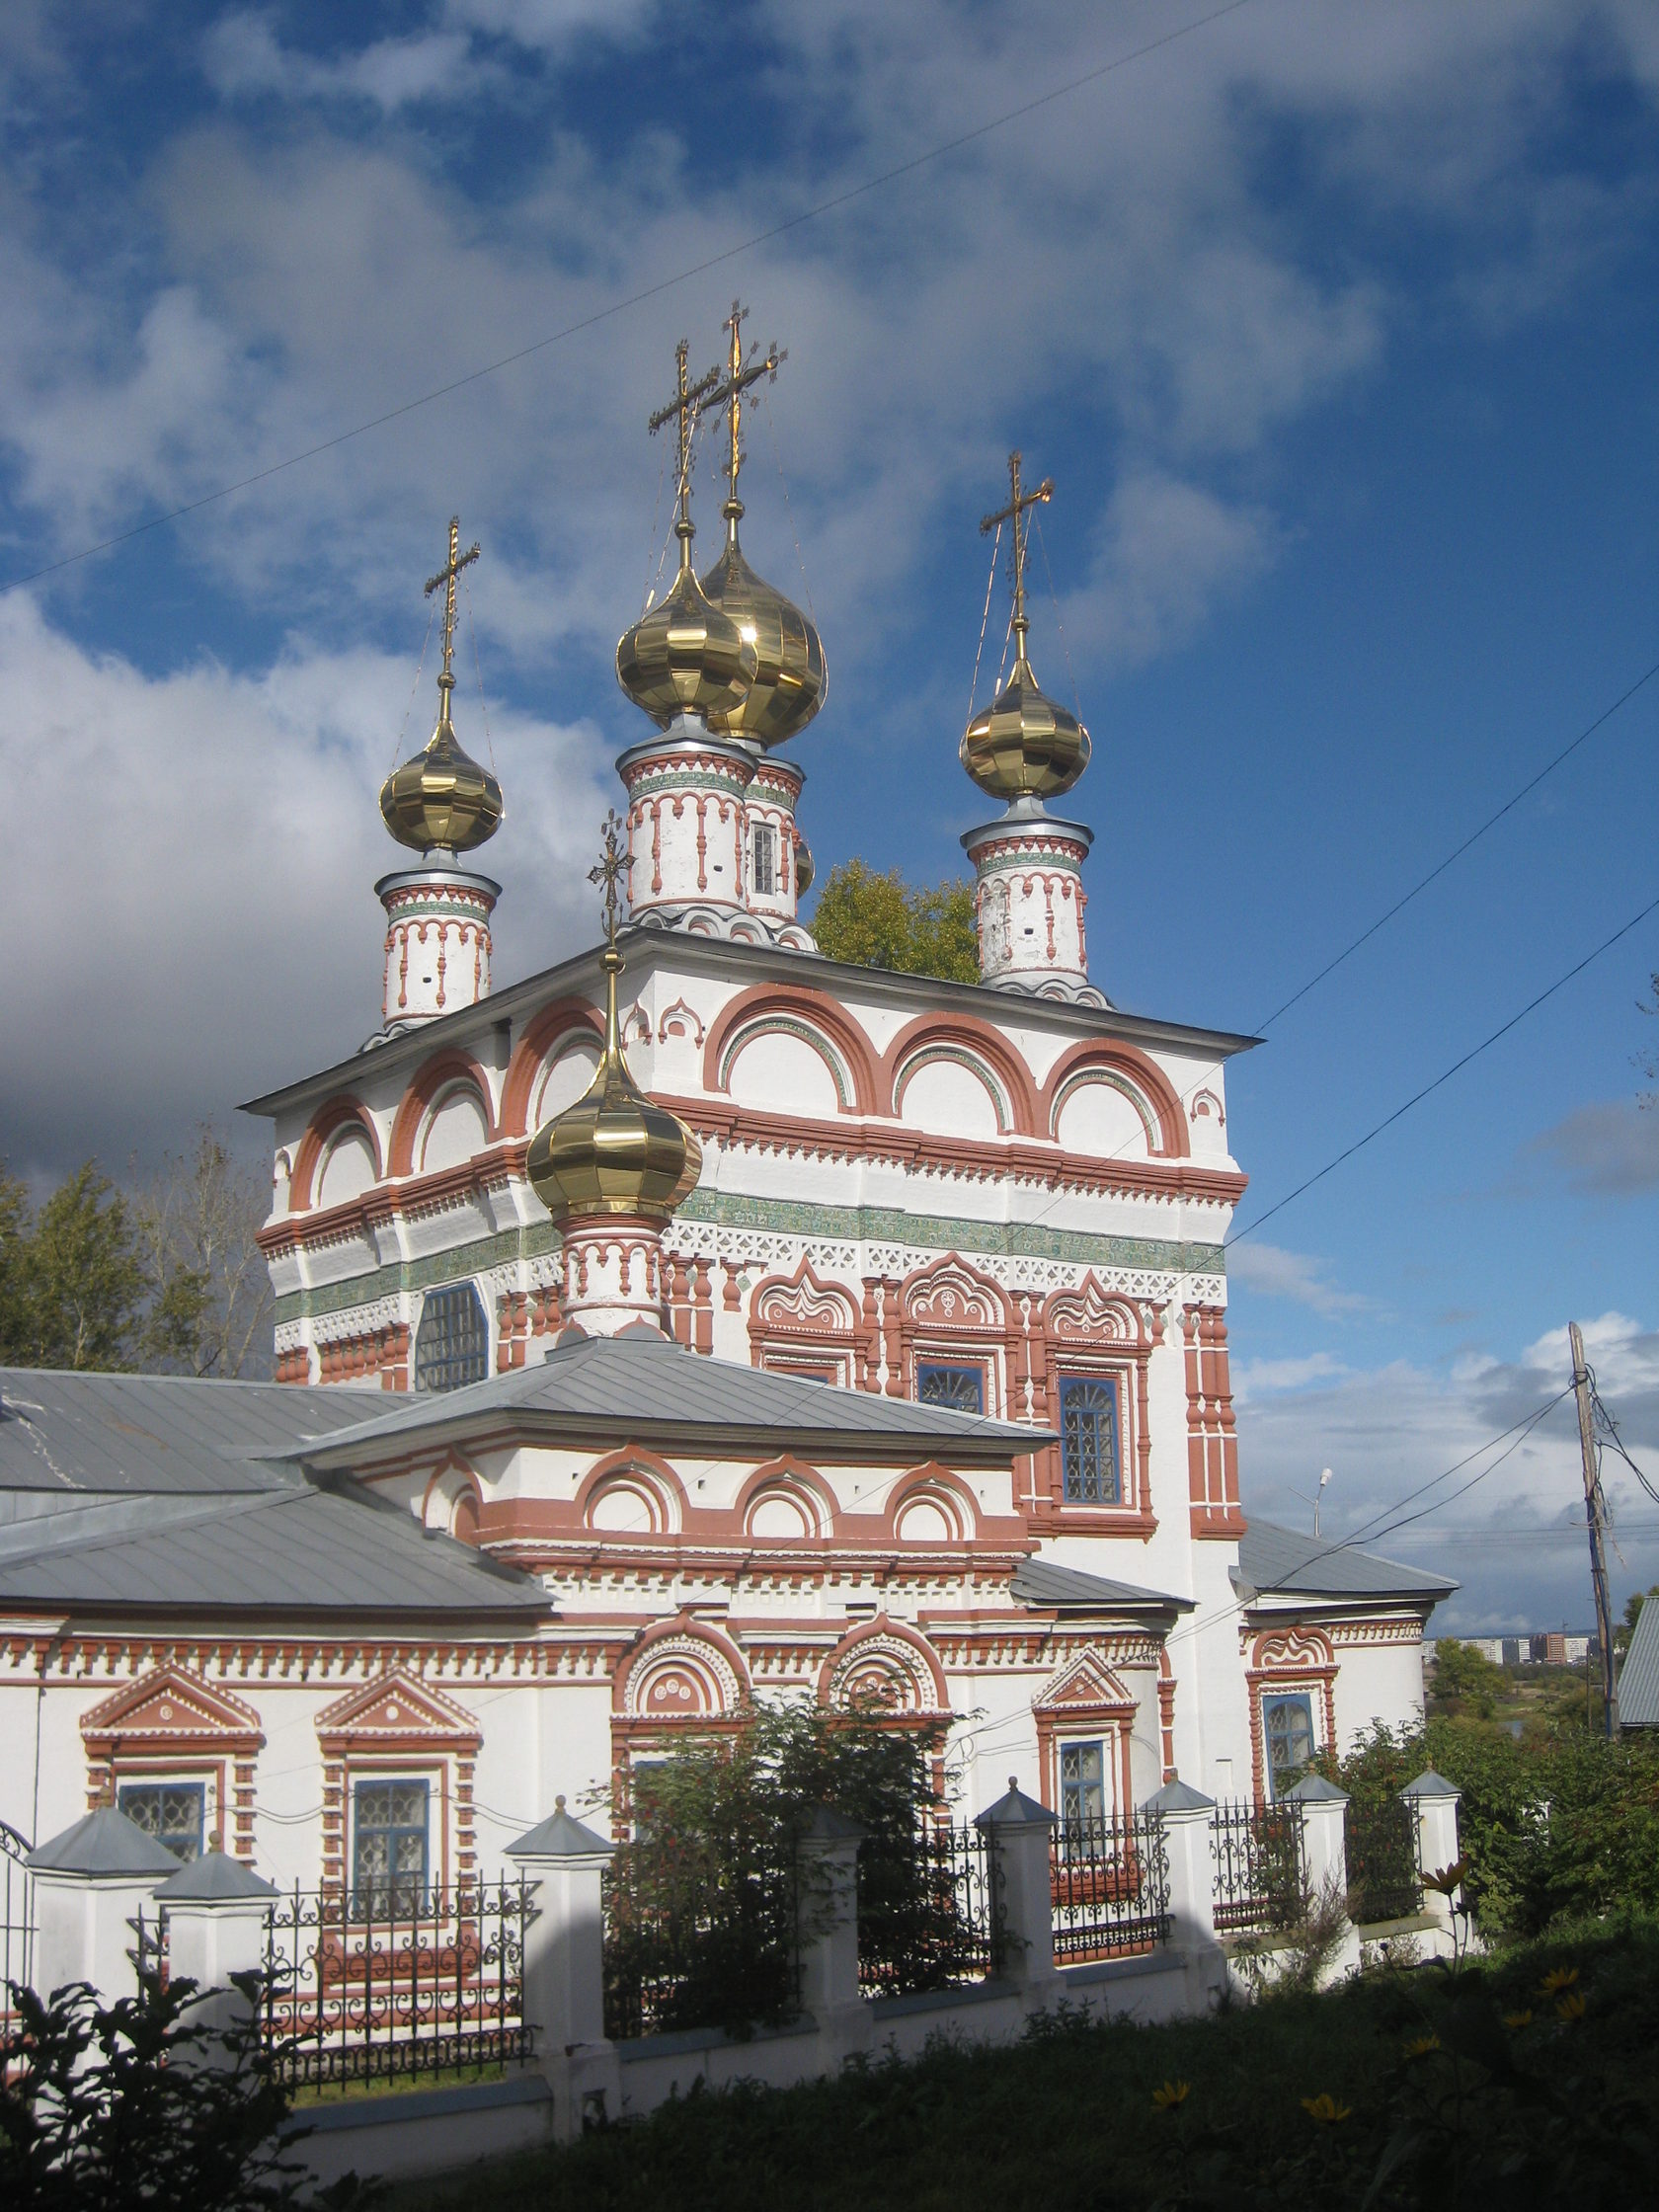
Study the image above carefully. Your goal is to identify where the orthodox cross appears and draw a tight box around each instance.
[980,450,1053,643]
[648,340,722,549]
[424,516,481,717]
[699,299,785,512]
[589,810,627,948]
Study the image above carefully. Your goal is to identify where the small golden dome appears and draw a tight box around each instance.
[960,634,1090,804]
[380,699,504,853]
[616,540,756,730]
[527,942,702,1225]
[793,828,814,897]
[701,510,827,749]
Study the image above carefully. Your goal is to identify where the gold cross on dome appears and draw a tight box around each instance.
[980,450,1054,641]
[589,810,628,948]
[424,516,481,707]
[648,340,722,550]
[699,299,785,512]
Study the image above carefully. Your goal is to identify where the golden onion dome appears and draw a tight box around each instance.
[700,507,827,748]
[793,828,814,897]
[380,691,504,853]
[616,534,756,731]
[527,941,702,1225]
[959,625,1090,805]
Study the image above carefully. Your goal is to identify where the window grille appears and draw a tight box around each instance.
[1059,1741,1107,1848]
[414,1283,489,1393]
[1059,1376,1120,1503]
[916,1362,985,1414]
[751,823,777,897]
[118,1782,204,1862]
[1261,1692,1316,1798]
[352,1778,430,1920]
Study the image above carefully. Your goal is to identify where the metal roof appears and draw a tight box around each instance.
[1009,1555,1191,1616]
[0,1472,547,1617]
[291,1332,1053,1466]
[241,929,1260,1122]
[1617,1597,1659,1728]
[1235,1520,1458,1606]
[29,1805,181,1876]
[0,1369,380,1495]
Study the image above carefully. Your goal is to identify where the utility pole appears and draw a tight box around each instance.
[1569,1320,1617,1736]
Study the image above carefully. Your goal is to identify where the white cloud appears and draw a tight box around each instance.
[1237,1310,1659,1633]
[203,13,489,113]
[0,593,610,1176]
[1232,1351,1348,1400]
[1226,1239,1370,1316]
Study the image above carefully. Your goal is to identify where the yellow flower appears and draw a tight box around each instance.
[1555,1992,1586,2022]
[1539,1965,1579,1996]
[1502,2010,1534,2029]
[1151,2080,1191,2111]
[1302,2094,1352,2125]
[1422,1858,1468,1896]
[1402,2033,1441,2059]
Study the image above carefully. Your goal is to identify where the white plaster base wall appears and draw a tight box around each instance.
[287,2073,554,2191]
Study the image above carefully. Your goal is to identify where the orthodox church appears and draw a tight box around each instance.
[0,308,1450,1888]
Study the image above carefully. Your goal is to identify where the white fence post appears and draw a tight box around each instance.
[509,1797,618,2143]
[1402,1769,1463,1933]
[155,1849,276,2054]
[1141,1780,1219,1953]
[974,1778,1059,1990]
[795,1807,863,2014]
[1285,1774,1349,1901]
[26,1807,178,2008]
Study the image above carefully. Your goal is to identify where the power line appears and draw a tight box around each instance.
[1255,654,1659,1032]
[1226,889,1659,1247]
[0,0,1258,601]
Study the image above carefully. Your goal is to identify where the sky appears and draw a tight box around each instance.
[1,0,1657,1635]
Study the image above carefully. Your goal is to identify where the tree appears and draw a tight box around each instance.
[130,1130,273,1378]
[1616,1586,1659,1657]
[811,860,980,985]
[1638,970,1658,1106]
[1428,1637,1509,1719]
[8,1165,144,1372]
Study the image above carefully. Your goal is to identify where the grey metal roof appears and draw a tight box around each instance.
[1235,1520,1458,1606]
[0,1472,547,1617]
[155,1849,276,1900]
[292,1332,1053,1467]
[242,928,1260,1122]
[0,1369,380,1495]
[30,1805,181,1876]
[1617,1597,1659,1728]
[1009,1555,1192,1616]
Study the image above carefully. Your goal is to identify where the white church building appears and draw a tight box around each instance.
[0,315,1451,1895]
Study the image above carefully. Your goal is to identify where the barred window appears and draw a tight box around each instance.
[1262,1693,1316,1799]
[1059,1741,1106,1850]
[1059,1376,1120,1504]
[751,823,777,897]
[414,1283,489,1393]
[118,1781,204,1863]
[916,1362,985,1414]
[352,1778,430,1919]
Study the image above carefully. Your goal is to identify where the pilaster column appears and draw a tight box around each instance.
[509,1798,620,2142]
[794,1808,864,2023]
[1402,1770,1463,1931]
[974,1778,1060,1989]
[154,1850,276,2054]
[1141,1779,1220,1956]
[27,1807,179,2007]
[1285,1775,1349,1905]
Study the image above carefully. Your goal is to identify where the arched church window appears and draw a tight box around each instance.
[751,822,777,897]
[915,1362,985,1415]
[414,1283,489,1393]
[1059,1376,1119,1503]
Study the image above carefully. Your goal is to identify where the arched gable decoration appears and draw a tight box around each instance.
[575,1446,688,1538]
[880,1013,1042,1135]
[1040,1042,1188,1159]
[891,1252,1014,1416]
[747,1258,871,1386]
[388,1050,498,1178]
[613,1615,750,1721]
[500,997,606,1138]
[1244,1626,1338,1807]
[883,1462,980,1545]
[81,1667,265,1856]
[289,1095,382,1214]
[819,1616,949,1716]
[1028,1273,1158,1533]
[421,1451,486,1541]
[1033,1650,1140,1822]
[703,985,881,1116]
[735,1454,836,1540]
[314,1670,482,1897]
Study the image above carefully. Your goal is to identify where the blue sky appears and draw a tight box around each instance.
[1,0,1657,1632]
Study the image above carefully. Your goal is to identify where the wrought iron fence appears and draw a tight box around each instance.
[1,1819,34,2020]
[259,1877,535,2093]
[1211,1798,1305,1935]
[857,1820,1003,1997]
[1345,1796,1422,1925]
[602,1832,798,2041]
[1050,1809,1171,1963]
